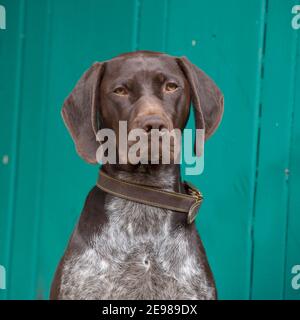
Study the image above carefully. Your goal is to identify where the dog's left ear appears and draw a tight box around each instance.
[177,56,224,143]
[61,62,105,163]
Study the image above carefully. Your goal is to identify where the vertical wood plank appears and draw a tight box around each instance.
[6,0,52,299]
[0,0,25,300]
[284,28,300,300]
[137,0,168,51]
[251,0,298,299]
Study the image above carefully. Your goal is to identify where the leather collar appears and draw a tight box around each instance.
[96,170,203,224]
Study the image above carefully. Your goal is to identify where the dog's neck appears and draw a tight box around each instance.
[101,164,182,192]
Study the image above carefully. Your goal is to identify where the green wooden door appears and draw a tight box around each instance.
[0,0,299,300]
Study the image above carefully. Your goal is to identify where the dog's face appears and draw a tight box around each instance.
[61,51,224,164]
[99,53,190,163]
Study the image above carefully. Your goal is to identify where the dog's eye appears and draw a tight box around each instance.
[113,87,128,96]
[165,82,178,92]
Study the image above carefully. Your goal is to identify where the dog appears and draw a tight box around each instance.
[50,51,224,300]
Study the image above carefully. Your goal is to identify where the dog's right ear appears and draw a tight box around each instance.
[61,62,105,163]
[177,57,224,144]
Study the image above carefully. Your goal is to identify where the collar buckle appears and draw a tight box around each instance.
[185,181,204,224]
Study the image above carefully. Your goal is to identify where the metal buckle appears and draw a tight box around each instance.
[185,181,203,224]
[185,181,203,200]
[187,201,202,224]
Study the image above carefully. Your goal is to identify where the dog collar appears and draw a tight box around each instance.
[96,170,203,224]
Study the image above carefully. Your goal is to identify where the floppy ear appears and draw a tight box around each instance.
[61,62,105,163]
[177,56,224,145]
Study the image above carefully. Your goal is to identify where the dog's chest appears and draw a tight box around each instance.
[60,198,215,300]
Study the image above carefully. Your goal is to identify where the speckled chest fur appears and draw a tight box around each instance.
[56,171,216,300]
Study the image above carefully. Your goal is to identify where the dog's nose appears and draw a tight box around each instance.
[141,117,168,133]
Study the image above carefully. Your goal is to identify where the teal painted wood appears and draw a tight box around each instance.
[251,0,300,299]
[137,0,169,51]
[0,0,25,301]
[6,0,53,299]
[284,12,300,300]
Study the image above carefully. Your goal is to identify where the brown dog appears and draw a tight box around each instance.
[50,51,223,300]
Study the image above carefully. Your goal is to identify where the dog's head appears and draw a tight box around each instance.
[62,51,224,164]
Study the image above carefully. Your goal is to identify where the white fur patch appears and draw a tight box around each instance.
[60,171,216,299]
